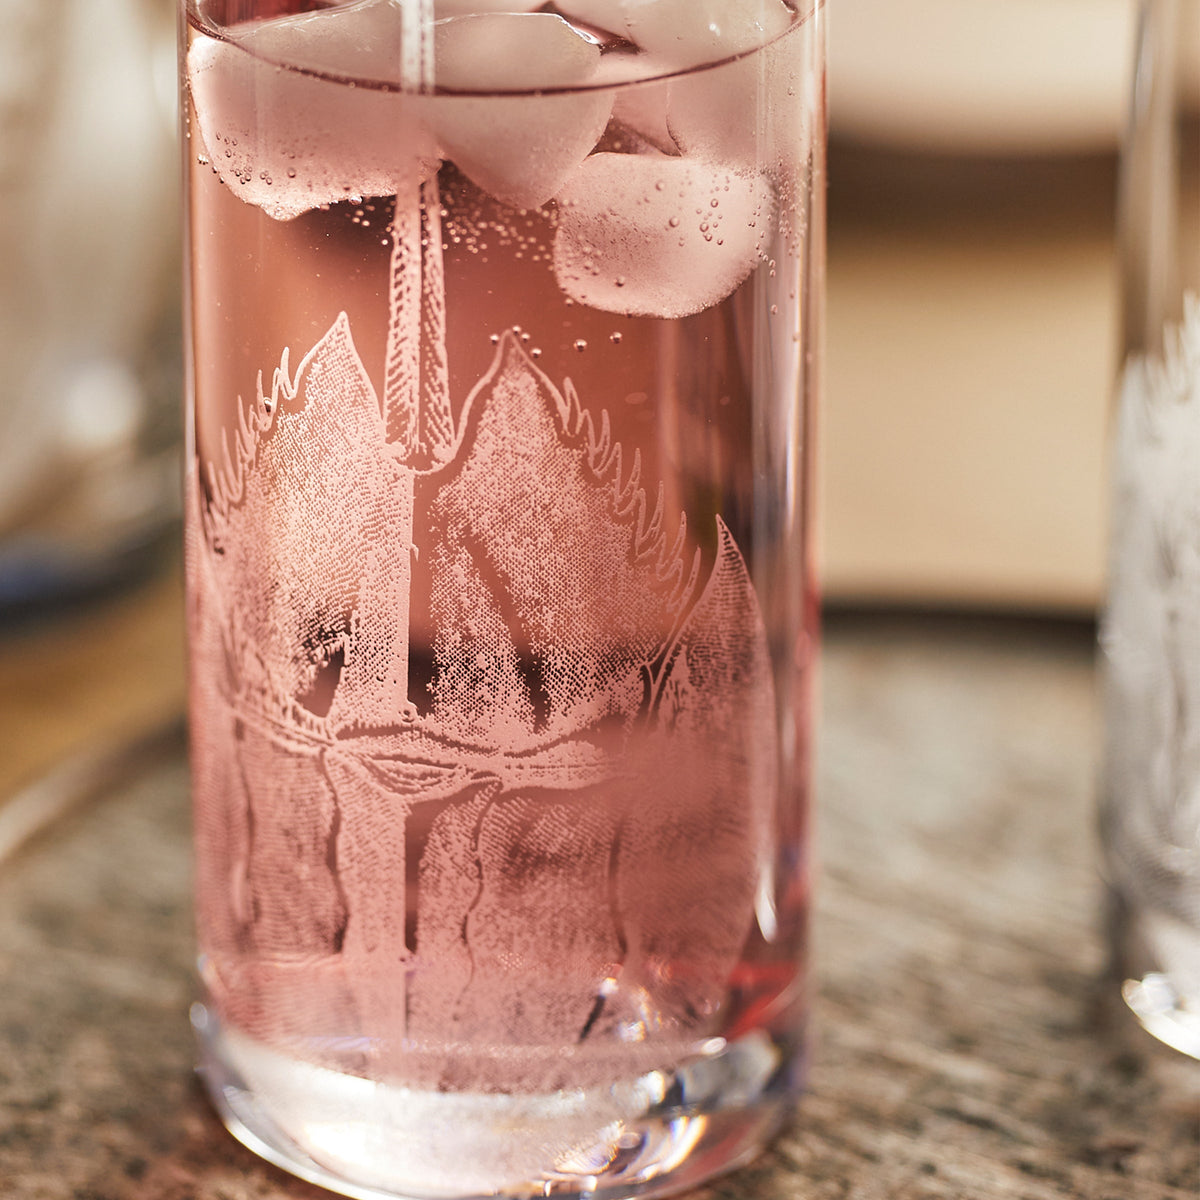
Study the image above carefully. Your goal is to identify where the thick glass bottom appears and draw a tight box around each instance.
[192,1003,802,1200]
[1106,885,1200,1059]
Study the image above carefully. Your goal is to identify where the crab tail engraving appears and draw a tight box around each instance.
[384,178,453,469]
[193,308,778,1086]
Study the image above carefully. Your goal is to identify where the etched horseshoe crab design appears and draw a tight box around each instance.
[188,187,780,1094]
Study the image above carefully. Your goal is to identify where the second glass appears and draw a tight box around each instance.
[1103,0,1200,1059]
[182,1,824,1195]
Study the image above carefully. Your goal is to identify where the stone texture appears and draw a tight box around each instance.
[0,615,1196,1199]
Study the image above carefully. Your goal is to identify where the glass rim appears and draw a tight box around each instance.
[186,0,824,99]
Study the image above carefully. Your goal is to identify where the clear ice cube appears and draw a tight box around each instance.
[434,0,544,13]
[228,0,405,81]
[418,13,613,210]
[667,22,813,174]
[423,92,612,210]
[431,12,601,91]
[591,55,676,152]
[553,152,775,318]
[553,0,628,41]
[610,79,676,153]
[556,0,792,68]
[188,1,438,220]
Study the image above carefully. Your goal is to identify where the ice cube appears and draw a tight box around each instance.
[610,79,676,152]
[591,55,676,152]
[556,0,792,68]
[434,0,544,14]
[431,12,601,91]
[422,92,613,210]
[188,1,438,220]
[417,14,613,210]
[627,0,792,65]
[230,0,405,81]
[552,0,628,40]
[667,21,813,174]
[553,152,774,318]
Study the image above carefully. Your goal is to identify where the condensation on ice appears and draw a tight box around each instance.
[190,3,618,218]
[187,0,436,220]
[417,13,612,211]
[554,152,775,318]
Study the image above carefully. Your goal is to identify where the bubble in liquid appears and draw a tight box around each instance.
[610,332,622,344]
[574,339,588,352]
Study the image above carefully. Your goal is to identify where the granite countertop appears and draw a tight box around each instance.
[0,571,1196,1199]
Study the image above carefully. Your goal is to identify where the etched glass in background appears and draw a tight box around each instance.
[1102,0,1200,1059]
[0,0,179,605]
[182,1,824,1195]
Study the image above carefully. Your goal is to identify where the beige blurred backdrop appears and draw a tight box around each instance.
[822,0,1137,613]
[0,0,1139,811]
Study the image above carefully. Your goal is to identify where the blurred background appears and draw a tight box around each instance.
[0,0,1138,811]
[0,0,183,828]
[823,0,1135,613]
[0,0,179,609]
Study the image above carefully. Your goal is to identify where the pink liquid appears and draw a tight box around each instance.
[184,4,822,1195]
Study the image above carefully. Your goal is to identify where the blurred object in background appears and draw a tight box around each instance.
[0,0,179,612]
[832,0,1135,154]
[823,0,1138,612]
[1101,0,1200,1060]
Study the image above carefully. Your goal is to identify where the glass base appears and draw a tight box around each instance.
[192,1003,802,1200]
[1106,885,1200,1060]
[1121,974,1200,1059]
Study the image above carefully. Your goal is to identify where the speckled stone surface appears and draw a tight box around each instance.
[1,616,1196,1199]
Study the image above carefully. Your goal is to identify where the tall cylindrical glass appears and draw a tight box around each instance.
[181,1,824,1195]
[1102,0,1200,1059]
